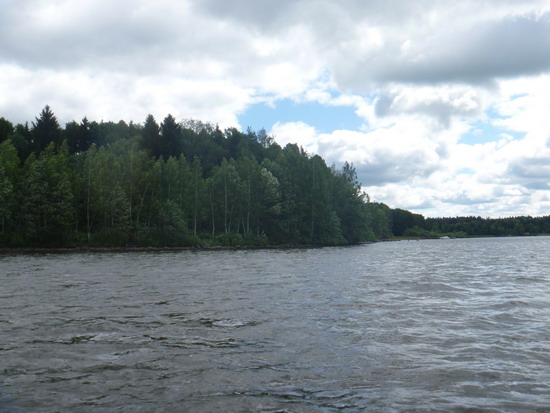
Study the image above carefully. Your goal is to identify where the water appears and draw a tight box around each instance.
[1,237,550,412]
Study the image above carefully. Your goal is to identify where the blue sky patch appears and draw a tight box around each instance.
[460,119,523,145]
[457,168,476,175]
[239,99,364,134]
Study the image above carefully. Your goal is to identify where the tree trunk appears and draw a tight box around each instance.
[136,184,148,228]
[209,189,215,236]
[193,171,198,236]
[246,178,251,237]
[224,170,228,234]
[86,161,91,243]
[129,144,133,224]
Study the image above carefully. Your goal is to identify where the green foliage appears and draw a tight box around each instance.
[139,200,188,246]
[0,117,14,142]
[0,108,447,248]
[141,114,160,156]
[365,202,392,240]
[403,226,439,238]
[9,123,33,161]
[159,114,182,159]
[426,216,550,237]
[32,105,62,152]
[213,232,246,246]
[391,208,425,236]
[16,143,75,246]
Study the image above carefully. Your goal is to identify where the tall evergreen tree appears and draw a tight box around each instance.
[63,120,81,154]
[159,114,182,159]
[32,105,62,152]
[79,117,93,152]
[141,114,160,157]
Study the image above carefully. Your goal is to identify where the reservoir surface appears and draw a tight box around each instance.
[2,237,550,412]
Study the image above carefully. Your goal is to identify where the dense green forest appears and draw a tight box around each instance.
[0,106,402,247]
[1,107,548,248]
[424,216,550,237]
[395,216,550,238]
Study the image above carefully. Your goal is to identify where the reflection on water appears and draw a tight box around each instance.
[2,237,550,412]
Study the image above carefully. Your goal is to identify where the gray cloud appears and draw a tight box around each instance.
[400,199,435,211]
[374,91,484,126]
[402,15,550,83]
[442,193,496,205]
[354,151,440,186]
[2,1,549,86]
[0,1,253,75]
[507,156,550,189]
[338,12,550,89]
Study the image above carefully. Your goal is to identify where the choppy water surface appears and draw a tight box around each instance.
[2,237,550,412]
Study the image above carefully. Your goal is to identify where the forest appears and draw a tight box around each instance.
[1,107,549,248]
[424,216,550,237]
[0,106,403,248]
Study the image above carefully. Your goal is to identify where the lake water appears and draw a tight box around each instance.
[1,237,550,412]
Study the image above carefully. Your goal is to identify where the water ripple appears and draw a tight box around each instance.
[1,238,550,411]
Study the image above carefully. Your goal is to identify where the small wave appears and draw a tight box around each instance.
[163,337,241,349]
[491,300,530,310]
[38,373,91,383]
[163,316,261,328]
[31,334,96,345]
[162,312,187,319]
[212,319,259,328]
[143,334,168,341]
[83,363,126,373]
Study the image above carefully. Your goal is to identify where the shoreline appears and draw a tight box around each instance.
[5,235,545,255]
[0,243,370,255]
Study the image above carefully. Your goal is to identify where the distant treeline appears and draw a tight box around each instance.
[0,106,411,247]
[383,211,550,238]
[424,216,550,237]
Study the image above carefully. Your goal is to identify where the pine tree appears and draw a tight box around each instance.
[32,106,62,152]
[141,114,160,157]
[159,114,182,159]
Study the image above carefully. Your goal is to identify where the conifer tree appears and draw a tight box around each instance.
[32,106,62,152]
[141,114,160,157]
[159,114,182,159]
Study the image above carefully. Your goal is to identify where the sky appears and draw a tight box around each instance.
[1,0,550,218]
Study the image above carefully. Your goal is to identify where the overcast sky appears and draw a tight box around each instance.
[2,0,550,217]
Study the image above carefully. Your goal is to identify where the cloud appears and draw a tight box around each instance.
[0,63,253,127]
[373,85,487,127]
[507,155,550,189]
[272,114,454,187]
[2,0,550,218]
[270,73,550,217]
[270,121,319,153]
[351,13,550,86]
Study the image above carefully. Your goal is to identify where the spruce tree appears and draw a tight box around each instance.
[159,114,181,159]
[141,114,160,157]
[32,105,61,152]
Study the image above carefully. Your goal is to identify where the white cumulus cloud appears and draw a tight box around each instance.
[2,0,550,217]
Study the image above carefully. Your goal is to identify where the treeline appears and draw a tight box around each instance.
[424,216,550,237]
[0,106,408,248]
